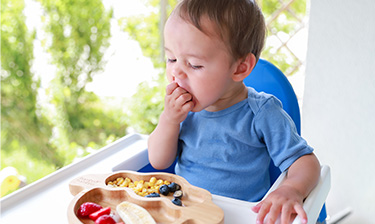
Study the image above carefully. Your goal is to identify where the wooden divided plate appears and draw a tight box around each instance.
[68,170,224,224]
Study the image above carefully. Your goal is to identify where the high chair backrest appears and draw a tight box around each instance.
[243,58,301,183]
[245,59,327,223]
[244,59,301,134]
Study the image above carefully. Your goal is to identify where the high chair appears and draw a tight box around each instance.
[243,59,329,223]
[136,59,330,223]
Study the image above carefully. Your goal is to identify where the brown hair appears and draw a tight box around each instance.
[173,0,266,62]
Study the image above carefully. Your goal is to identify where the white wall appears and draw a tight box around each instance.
[302,0,375,223]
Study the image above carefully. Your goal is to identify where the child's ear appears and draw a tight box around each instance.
[232,53,257,82]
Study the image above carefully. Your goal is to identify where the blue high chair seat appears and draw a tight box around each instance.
[139,58,328,223]
[244,59,327,223]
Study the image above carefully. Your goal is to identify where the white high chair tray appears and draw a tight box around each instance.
[0,133,329,224]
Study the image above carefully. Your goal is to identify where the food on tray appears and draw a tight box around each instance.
[159,184,170,196]
[107,176,181,198]
[116,201,156,224]
[94,214,117,224]
[69,171,224,224]
[107,176,186,207]
[77,202,103,217]
[89,207,111,221]
[168,182,181,192]
[173,190,183,199]
[77,202,124,224]
[171,197,182,206]
[144,192,160,198]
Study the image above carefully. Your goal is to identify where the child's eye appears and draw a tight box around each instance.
[167,58,176,63]
[189,63,203,70]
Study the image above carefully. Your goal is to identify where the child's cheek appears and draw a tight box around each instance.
[165,69,174,83]
[166,74,174,83]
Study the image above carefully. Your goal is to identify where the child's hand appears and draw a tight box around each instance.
[163,82,194,124]
[251,185,307,224]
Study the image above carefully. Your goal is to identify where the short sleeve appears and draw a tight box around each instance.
[253,96,313,172]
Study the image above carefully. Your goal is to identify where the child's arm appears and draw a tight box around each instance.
[252,153,320,224]
[148,82,194,170]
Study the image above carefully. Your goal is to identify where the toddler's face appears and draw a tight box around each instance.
[164,14,239,112]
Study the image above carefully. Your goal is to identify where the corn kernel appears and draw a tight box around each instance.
[136,182,143,189]
[150,177,157,184]
[164,180,171,185]
[116,178,124,185]
[156,179,164,185]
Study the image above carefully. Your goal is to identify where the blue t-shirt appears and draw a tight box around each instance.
[175,87,313,202]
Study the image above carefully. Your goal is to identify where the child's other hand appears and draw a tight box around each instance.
[163,82,194,124]
[251,185,307,224]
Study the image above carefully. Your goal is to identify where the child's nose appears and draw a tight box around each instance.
[172,66,187,80]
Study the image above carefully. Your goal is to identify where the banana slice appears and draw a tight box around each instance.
[116,201,156,224]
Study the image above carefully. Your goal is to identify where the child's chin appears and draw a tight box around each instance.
[191,104,203,112]
[191,108,200,112]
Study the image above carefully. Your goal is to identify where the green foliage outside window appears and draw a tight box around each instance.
[1,0,127,196]
[1,0,57,187]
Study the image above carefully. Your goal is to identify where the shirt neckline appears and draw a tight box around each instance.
[199,98,248,118]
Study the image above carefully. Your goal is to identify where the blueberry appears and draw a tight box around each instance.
[168,182,181,192]
[159,184,170,196]
[145,192,160,198]
[173,190,183,199]
[171,198,182,206]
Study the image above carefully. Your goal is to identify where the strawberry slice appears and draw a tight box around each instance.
[94,214,116,224]
[77,202,103,217]
[89,207,111,221]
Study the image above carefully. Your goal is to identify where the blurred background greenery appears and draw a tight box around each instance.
[1,0,307,197]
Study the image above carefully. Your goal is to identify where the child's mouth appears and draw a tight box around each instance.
[174,80,195,107]
[175,80,188,93]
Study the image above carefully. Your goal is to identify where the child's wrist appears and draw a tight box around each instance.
[159,111,182,126]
